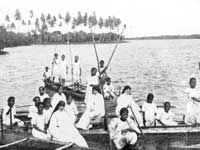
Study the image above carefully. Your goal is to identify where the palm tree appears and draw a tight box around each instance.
[14,9,22,33]
[40,13,46,23]
[64,12,71,41]
[5,15,10,22]
[22,20,26,26]
[29,10,34,18]
[10,22,16,31]
[83,12,88,26]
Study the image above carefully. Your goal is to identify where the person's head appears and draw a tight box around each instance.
[120,107,129,121]
[7,96,15,108]
[122,85,131,95]
[54,53,58,59]
[33,96,41,107]
[75,55,79,62]
[106,77,111,85]
[66,94,73,105]
[147,93,154,103]
[57,86,63,94]
[61,54,65,61]
[164,102,171,113]
[43,98,51,109]
[56,101,65,111]
[37,102,44,115]
[39,86,45,95]
[189,77,196,88]
[45,67,49,72]
[100,60,104,68]
[92,86,99,95]
[91,67,97,76]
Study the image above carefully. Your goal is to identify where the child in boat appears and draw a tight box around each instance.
[103,77,116,99]
[3,96,24,127]
[43,66,51,81]
[52,53,60,82]
[28,96,41,118]
[32,102,50,140]
[141,93,157,126]
[43,98,53,126]
[156,102,177,126]
[116,86,143,126]
[38,86,49,102]
[185,77,200,125]
[76,86,105,130]
[51,86,66,109]
[84,67,99,105]
[59,54,68,86]
[72,55,82,86]
[109,107,140,150]
[65,94,78,124]
[48,101,88,148]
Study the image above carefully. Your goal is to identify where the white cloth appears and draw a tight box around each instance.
[116,94,143,126]
[43,71,51,80]
[73,61,81,82]
[43,107,53,124]
[156,109,177,126]
[52,58,60,82]
[109,118,139,149]
[76,93,105,130]
[32,113,50,139]
[39,93,49,102]
[48,110,88,148]
[28,105,38,118]
[84,75,99,104]
[3,105,23,126]
[185,88,200,125]
[103,84,115,98]
[59,60,68,80]
[141,102,157,126]
[65,101,78,123]
[51,93,66,109]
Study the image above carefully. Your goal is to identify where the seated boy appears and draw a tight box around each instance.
[28,96,41,118]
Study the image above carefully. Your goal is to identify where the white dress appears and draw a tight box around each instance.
[76,93,105,130]
[32,113,50,139]
[48,110,88,148]
[103,84,115,98]
[185,88,200,125]
[73,61,81,82]
[84,75,99,104]
[51,93,66,109]
[116,94,143,126]
[52,58,60,82]
[141,102,157,126]
[59,60,68,80]
[109,118,139,149]
[65,101,78,123]
[3,105,23,126]
[156,109,177,126]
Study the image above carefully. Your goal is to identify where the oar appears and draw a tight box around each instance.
[0,137,28,148]
[106,25,126,68]
[67,40,74,83]
[55,142,74,150]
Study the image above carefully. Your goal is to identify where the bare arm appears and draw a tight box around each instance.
[33,124,46,134]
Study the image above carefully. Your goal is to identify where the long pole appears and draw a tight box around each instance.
[67,39,74,83]
[1,109,3,138]
[10,108,12,129]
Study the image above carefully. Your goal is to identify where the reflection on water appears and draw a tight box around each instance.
[1,39,200,115]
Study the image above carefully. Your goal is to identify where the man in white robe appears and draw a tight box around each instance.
[59,55,68,85]
[72,55,81,84]
[52,53,60,82]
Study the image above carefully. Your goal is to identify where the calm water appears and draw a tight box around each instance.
[1,39,200,115]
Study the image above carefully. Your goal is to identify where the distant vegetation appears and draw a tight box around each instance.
[0,9,125,52]
[127,35,200,40]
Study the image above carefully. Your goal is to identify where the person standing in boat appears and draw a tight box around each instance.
[109,108,141,150]
[84,67,99,105]
[76,86,105,130]
[32,102,50,140]
[51,86,66,109]
[38,86,49,102]
[141,93,157,126]
[72,55,82,89]
[59,54,69,86]
[156,102,177,126]
[99,60,108,88]
[3,96,24,127]
[28,96,41,118]
[48,101,88,148]
[103,77,116,100]
[184,77,200,125]
[43,66,51,82]
[43,97,53,127]
[116,86,143,126]
[52,53,60,83]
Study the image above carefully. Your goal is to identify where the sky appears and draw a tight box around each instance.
[0,0,200,37]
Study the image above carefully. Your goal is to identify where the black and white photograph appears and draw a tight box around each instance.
[1,0,200,149]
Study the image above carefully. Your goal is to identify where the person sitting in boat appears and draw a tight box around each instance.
[156,102,177,126]
[116,86,143,126]
[65,94,78,124]
[43,66,51,82]
[52,53,60,83]
[84,67,99,105]
[43,98,53,127]
[48,101,88,148]
[185,77,200,125]
[51,86,66,109]
[141,93,157,127]
[3,96,24,127]
[103,77,116,100]
[109,107,141,150]
[38,86,49,102]
[72,55,82,89]
[28,96,41,118]
[32,102,50,140]
[76,86,105,130]
[99,60,108,88]
[59,54,69,86]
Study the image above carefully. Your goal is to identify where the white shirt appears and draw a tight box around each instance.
[51,93,66,109]
[28,105,38,118]
[43,71,51,79]
[73,61,80,75]
[185,88,200,112]
[142,102,157,123]
[43,107,53,124]
[156,109,177,126]
[103,84,115,97]
[60,60,67,72]
[31,113,46,130]
[87,75,99,86]
[39,93,49,102]
[65,101,78,116]
[3,105,16,125]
